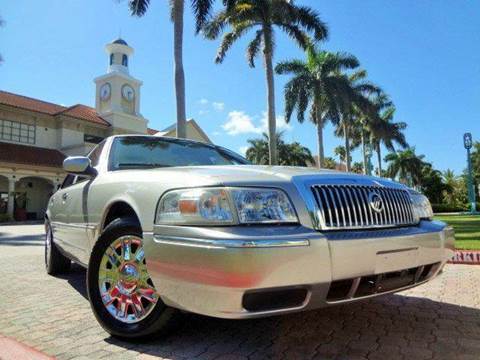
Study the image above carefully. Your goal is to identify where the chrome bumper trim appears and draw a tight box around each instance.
[147,233,310,248]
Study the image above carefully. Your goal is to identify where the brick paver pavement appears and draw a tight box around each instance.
[1,224,480,360]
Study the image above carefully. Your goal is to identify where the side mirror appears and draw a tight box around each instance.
[63,156,97,177]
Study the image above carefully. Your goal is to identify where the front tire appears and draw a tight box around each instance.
[87,217,178,340]
[45,221,71,275]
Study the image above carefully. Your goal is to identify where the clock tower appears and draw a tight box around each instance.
[94,38,148,134]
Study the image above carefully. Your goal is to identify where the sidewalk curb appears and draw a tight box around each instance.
[0,334,54,360]
[448,250,480,265]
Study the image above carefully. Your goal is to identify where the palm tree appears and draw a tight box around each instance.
[204,1,328,165]
[357,93,407,175]
[370,106,408,176]
[334,145,349,166]
[384,148,425,187]
[275,47,360,168]
[246,133,270,165]
[281,141,314,167]
[246,132,313,166]
[128,0,215,138]
[334,70,380,172]
[470,141,480,184]
[442,169,457,205]
[351,161,364,174]
[323,157,337,170]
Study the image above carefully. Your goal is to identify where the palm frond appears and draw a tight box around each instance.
[246,29,263,67]
[278,24,309,49]
[129,0,150,16]
[202,10,229,39]
[215,21,252,63]
[275,59,308,75]
[278,3,328,41]
[192,0,214,33]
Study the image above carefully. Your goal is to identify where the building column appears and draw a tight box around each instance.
[7,177,15,220]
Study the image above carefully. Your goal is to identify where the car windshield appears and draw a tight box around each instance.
[109,136,249,170]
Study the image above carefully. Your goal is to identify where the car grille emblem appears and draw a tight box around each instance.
[368,191,384,213]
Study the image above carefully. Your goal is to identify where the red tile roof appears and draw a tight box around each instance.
[0,90,66,115]
[147,128,158,135]
[0,90,109,127]
[0,142,65,169]
[57,104,110,127]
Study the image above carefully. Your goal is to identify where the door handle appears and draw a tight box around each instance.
[62,193,68,201]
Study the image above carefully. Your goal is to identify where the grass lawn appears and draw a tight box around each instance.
[434,214,480,250]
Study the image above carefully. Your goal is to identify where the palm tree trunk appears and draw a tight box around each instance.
[361,130,367,175]
[316,122,324,169]
[376,143,382,176]
[173,0,187,139]
[344,122,351,172]
[315,105,324,169]
[263,29,277,166]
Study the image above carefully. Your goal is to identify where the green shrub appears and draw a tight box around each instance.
[0,213,11,222]
[432,203,468,213]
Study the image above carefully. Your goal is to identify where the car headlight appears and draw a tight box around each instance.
[409,191,433,220]
[156,188,234,225]
[156,187,298,225]
[230,188,297,224]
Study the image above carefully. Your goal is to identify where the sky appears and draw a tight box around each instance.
[1,1,480,174]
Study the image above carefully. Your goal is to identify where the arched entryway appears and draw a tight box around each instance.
[0,175,9,219]
[14,176,54,221]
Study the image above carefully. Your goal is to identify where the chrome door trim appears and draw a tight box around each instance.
[51,221,89,230]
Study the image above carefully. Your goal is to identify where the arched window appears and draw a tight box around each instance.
[122,54,128,67]
[109,54,114,65]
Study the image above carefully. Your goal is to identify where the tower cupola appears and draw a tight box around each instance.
[105,38,134,74]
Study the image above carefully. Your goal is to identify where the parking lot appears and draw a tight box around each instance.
[1,224,480,360]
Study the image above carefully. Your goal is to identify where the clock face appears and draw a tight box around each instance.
[122,84,135,102]
[100,83,111,101]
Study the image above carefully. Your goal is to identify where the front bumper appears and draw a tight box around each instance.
[143,221,454,319]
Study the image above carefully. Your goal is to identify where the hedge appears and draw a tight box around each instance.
[432,203,480,213]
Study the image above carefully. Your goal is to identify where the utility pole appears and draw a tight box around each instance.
[464,133,477,213]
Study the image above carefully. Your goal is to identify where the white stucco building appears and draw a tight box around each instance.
[0,38,210,221]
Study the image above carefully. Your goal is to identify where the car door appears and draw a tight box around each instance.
[61,175,92,265]
[49,174,75,253]
[62,141,106,265]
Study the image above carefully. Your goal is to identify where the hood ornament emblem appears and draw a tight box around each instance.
[368,191,384,213]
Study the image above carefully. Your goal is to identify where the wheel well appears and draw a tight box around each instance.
[103,202,141,230]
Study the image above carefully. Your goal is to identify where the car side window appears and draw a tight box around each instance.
[88,140,106,168]
[61,174,75,189]
[73,175,89,185]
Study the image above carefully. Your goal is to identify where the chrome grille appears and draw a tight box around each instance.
[311,185,417,230]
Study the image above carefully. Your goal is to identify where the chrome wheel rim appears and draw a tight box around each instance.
[98,235,158,323]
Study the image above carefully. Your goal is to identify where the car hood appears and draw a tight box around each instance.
[126,165,406,189]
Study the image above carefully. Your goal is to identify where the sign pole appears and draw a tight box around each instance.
[464,133,476,214]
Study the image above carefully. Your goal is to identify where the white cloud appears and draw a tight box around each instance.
[238,145,249,156]
[212,102,225,112]
[260,111,293,132]
[198,98,209,105]
[212,131,221,136]
[222,111,262,135]
[199,109,209,115]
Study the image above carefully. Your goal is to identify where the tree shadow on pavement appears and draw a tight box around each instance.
[0,232,44,246]
[98,293,480,360]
